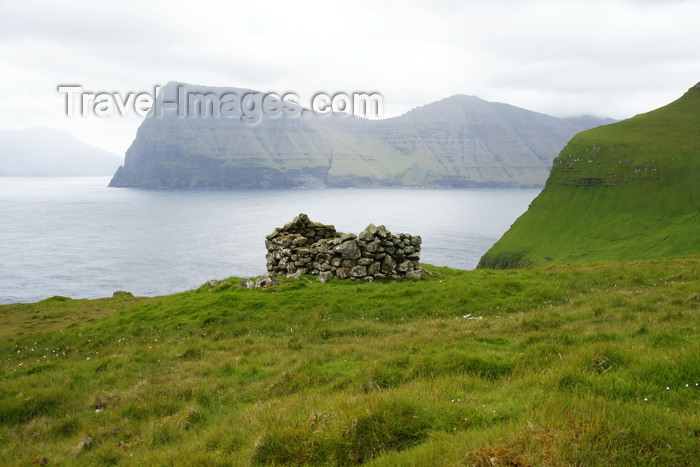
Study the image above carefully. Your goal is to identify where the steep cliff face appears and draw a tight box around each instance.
[109,82,604,188]
[111,109,337,188]
[478,84,700,268]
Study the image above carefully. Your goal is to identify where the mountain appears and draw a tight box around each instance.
[109,82,606,189]
[0,127,123,176]
[478,83,700,269]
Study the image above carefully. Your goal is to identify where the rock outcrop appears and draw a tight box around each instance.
[265,214,422,281]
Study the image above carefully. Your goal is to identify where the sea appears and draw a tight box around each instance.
[0,177,541,305]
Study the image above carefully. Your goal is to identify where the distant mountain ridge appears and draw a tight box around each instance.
[0,127,123,177]
[109,82,612,188]
[564,115,617,129]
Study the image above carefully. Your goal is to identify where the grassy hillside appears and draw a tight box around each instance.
[479,84,700,269]
[1,257,698,465]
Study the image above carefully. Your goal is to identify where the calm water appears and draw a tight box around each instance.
[0,178,540,304]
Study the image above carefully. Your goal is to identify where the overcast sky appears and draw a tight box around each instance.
[1,0,698,156]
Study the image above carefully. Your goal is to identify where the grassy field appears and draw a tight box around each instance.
[479,85,699,268]
[1,256,698,465]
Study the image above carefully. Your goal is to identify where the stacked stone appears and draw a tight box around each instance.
[265,213,340,275]
[265,213,422,281]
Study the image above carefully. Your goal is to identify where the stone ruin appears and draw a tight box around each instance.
[265,213,423,282]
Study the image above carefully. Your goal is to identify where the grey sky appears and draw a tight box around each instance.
[1,0,698,155]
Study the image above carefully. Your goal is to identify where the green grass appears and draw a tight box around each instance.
[1,256,698,465]
[479,85,700,268]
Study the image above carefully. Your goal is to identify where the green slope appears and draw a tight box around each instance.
[479,84,700,269]
[0,257,698,465]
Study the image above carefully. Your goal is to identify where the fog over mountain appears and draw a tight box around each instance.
[564,115,617,129]
[0,127,123,177]
[110,82,612,189]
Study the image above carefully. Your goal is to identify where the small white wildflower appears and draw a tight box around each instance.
[666,387,670,391]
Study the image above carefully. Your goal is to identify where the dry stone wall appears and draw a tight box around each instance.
[265,213,422,281]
